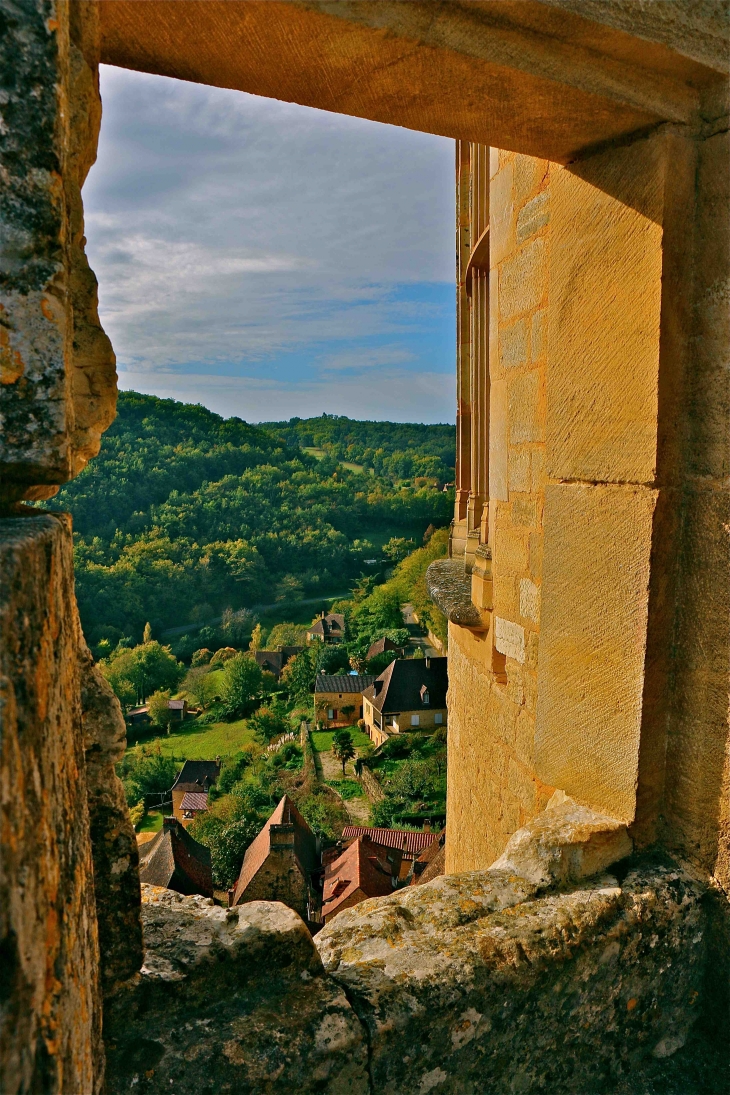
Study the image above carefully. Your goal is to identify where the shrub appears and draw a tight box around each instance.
[147,689,173,730]
[249,702,290,745]
[191,648,212,667]
[210,646,238,667]
[221,653,263,718]
[128,800,145,829]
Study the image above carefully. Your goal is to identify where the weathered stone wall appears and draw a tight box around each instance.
[0,513,102,1093]
[105,886,369,1094]
[447,149,552,874]
[0,0,116,503]
[0,511,143,1092]
[318,858,711,1095]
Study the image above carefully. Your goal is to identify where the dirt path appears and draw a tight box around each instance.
[313,743,371,824]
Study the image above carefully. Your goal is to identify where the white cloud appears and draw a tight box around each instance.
[84,66,456,417]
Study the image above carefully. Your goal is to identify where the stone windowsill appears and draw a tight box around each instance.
[425,559,483,628]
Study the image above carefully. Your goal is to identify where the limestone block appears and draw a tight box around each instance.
[495,617,526,663]
[517,189,550,242]
[317,862,707,1095]
[0,2,116,503]
[535,483,656,822]
[500,317,527,367]
[530,308,547,363]
[105,888,369,1094]
[509,369,542,444]
[490,161,515,266]
[0,513,102,1094]
[500,237,547,320]
[490,794,632,886]
[508,448,530,492]
[488,375,508,501]
[546,131,665,484]
[519,577,539,622]
[80,645,143,993]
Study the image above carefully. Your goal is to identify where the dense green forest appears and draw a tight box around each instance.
[262,414,455,485]
[47,393,454,649]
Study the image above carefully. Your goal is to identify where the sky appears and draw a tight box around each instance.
[82,65,457,424]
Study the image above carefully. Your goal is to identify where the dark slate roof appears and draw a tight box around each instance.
[138,818,213,898]
[366,636,402,660]
[341,825,436,860]
[314,674,375,694]
[171,759,221,791]
[231,795,318,906]
[308,613,345,638]
[254,646,302,679]
[362,657,447,714]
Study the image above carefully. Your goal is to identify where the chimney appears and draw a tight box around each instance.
[227,888,235,908]
[423,819,432,833]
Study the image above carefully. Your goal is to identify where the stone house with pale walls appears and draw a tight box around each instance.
[362,657,448,745]
[314,672,374,727]
[228,795,318,923]
[0,4,728,1093]
[306,611,346,643]
[170,759,220,823]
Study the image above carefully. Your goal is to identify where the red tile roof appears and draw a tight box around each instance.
[322,836,394,920]
[231,794,317,906]
[341,825,436,860]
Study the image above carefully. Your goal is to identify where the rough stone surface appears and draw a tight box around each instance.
[426,558,483,627]
[104,887,369,1094]
[0,513,103,1093]
[0,0,116,502]
[317,861,707,1095]
[490,793,632,887]
[80,643,143,993]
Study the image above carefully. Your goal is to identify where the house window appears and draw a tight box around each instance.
[434,712,443,725]
[411,714,420,727]
[328,708,335,720]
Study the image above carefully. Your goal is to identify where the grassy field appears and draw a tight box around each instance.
[137,810,165,833]
[311,728,372,752]
[326,779,365,800]
[132,719,256,760]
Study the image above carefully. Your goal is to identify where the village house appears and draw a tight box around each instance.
[126,698,188,724]
[253,646,302,680]
[322,835,401,923]
[314,673,374,727]
[170,759,221,823]
[362,657,448,745]
[168,698,187,720]
[306,611,345,643]
[340,825,437,882]
[138,817,213,899]
[365,636,403,662]
[229,795,318,923]
[410,829,446,886]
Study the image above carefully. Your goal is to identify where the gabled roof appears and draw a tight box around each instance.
[254,646,302,679]
[168,698,187,710]
[231,795,317,906]
[308,613,345,637]
[411,830,446,885]
[138,818,213,897]
[180,791,208,812]
[171,759,221,792]
[366,636,402,660]
[322,835,394,919]
[362,657,448,714]
[314,674,374,694]
[341,825,436,860]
